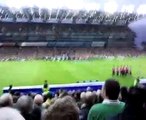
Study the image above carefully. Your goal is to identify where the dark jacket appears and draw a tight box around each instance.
[80,105,91,120]
[107,104,146,120]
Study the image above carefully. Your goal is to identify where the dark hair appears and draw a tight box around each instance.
[73,91,81,102]
[104,79,120,100]
[59,90,68,98]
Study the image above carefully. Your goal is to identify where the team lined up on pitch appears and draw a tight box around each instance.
[112,66,132,76]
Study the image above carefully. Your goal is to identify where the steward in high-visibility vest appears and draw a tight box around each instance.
[134,77,140,86]
[43,80,50,94]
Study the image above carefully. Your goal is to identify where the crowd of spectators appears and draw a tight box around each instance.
[0,79,146,120]
[0,47,145,61]
[0,23,134,41]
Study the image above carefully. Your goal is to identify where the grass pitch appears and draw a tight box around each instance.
[0,56,146,93]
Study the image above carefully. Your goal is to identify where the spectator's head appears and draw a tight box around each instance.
[86,87,92,91]
[73,91,81,102]
[102,79,120,100]
[16,95,33,113]
[34,94,43,106]
[28,92,37,99]
[59,90,68,98]
[96,89,101,96]
[80,92,86,102]
[84,91,96,107]
[92,91,98,103]
[43,96,79,120]
[0,93,13,107]
[0,107,25,120]
[54,91,59,98]
[13,92,21,103]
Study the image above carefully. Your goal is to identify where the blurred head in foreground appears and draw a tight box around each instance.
[0,93,13,107]
[43,96,79,120]
[0,107,25,120]
[16,95,33,120]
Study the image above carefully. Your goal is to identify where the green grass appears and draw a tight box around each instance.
[0,56,146,93]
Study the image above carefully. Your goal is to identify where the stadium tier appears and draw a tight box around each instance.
[0,22,134,48]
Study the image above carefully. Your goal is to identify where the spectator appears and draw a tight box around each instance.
[42,92,54,109]
[80,92,86,104]
[86,87,92,91]
[12,92,21,104]
[31,94,44,120]
[96,90,103,103]
[88,79,125,120]
[73,91,81,107]
[110,86,146,120]
[119,87,128,102]
[43,96,79,120]
[59,90,69,98]
[16,95,33,120]
[80,91,97,120]
[0,107,25,120]
[34,94,43,106]
[0,93,13,107]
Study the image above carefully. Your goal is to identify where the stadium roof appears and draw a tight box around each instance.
[0,0,146,14]
[0,0,146,25]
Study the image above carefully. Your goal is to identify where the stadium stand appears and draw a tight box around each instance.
[1,79,146,120]
[0,22,134,48]
[1,1,146,120]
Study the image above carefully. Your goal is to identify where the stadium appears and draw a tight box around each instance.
[0,0,146,120]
